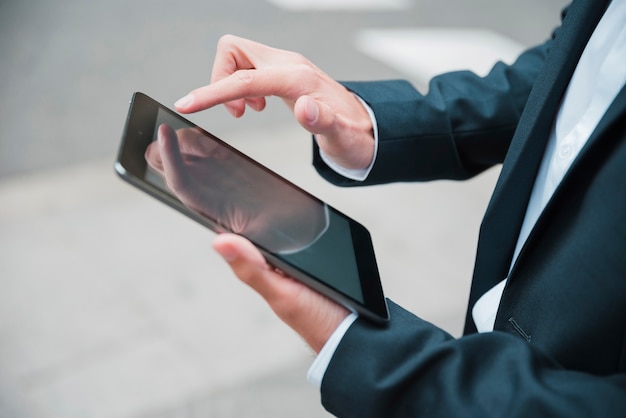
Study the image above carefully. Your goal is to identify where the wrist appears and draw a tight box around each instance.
[305,303,351,354]
[307,312,359,388]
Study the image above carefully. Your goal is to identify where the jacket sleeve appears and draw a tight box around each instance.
[313,39,551,186]
[320,301,626,418]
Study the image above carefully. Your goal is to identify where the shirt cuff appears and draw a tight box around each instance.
[317,95,379,181]
[306,312,358,388]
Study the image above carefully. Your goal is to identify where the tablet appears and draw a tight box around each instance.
[115,92,389,323]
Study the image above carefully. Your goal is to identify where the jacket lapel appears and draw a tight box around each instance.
[505,84,626,283]
[464,0,611,333]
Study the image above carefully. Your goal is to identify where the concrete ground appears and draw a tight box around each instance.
[0,1,567,417]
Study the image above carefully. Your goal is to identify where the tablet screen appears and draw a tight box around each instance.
[116,93,388,321]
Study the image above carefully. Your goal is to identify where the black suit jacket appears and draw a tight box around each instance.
[313,1,626,416]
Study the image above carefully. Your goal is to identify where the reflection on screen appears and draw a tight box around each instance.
[143,108,364,303]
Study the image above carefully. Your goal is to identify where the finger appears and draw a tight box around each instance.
[157,124,191,193]
[223,99,247,118]
[294,95,376,170]
[213,233,350,352]
[212,233,298,302]
[220,97,266,118]
[246,97,266,112]
[207,35,270,116]
[293,95,336,136]
[210,35,279,84]
[175,67,304,114]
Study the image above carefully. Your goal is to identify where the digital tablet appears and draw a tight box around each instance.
[115,92,389,323]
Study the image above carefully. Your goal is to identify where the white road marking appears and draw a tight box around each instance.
[266,0,410,11]
[355,28,525,88]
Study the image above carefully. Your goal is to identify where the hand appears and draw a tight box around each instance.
[213,233,350,353]
[174,34,375,171]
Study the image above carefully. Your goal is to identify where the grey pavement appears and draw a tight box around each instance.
[1,1,568,417]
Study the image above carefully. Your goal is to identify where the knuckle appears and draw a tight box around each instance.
[293,62,315,76]
[286,50,307,63]
[290,62,323,89]
[233,69,255,86]
[217,34,237,49]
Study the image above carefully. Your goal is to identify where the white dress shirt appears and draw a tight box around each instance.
[473,0,626,332]
[310,0,626,387]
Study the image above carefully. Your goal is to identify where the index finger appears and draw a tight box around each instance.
[175,66,304,114]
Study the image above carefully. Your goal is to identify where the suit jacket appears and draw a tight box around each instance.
[313,1,626,416]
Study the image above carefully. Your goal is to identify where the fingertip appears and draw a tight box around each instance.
[294,96,318,126]
[304,96,319,125]
[174,94,194,112]
[225,100,246,118]
[246,97,266,112]
[212,232,234,248]
[212,233,248,262]
[213,238,238,262]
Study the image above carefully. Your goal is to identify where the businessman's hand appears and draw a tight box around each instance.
[174,34,375,171]
[213,233,350,353]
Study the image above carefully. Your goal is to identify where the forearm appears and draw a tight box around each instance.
[321,301,626,418]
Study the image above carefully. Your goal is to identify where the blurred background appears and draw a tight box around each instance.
[0,0,568,417]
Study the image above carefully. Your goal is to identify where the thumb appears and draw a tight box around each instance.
[212,233,271,283]
[294,95,336,137]
[293,95,374,170]
[212,233,297,301]
[213,233,350,353]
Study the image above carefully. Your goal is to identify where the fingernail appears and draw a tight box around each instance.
[304,97,319,124]
[175,94,193,109]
